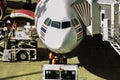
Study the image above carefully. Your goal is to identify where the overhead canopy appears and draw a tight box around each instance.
[10,9,34,20]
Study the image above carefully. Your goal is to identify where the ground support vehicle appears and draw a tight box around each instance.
[2,39,37,61]
[2,27,37,61]
[43,64,78,80]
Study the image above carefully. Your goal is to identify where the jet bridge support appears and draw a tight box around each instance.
[72,0,120,55]
[100,2,120,55]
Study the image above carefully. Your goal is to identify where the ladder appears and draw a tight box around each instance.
[108,29,120,55]
[101,18,120,55]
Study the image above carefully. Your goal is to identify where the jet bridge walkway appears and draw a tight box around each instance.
[71,0,120,55]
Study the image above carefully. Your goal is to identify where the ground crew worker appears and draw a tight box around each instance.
[12,26,15,36]
[49,52,54,64]
[6,20,11,32]
[12,20,17,36]
[58,54,67,64]
[55,55,59,64]
[13,20,17,30]
[58,54,63,64]
[52,56,57,64]
[62,55,67,64]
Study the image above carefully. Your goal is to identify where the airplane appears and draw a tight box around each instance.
[34,0,86,54]
[0,0,7,20]
[35,0,119,54]
[9,0,120,55]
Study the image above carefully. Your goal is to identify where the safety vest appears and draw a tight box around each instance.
[49,52,54,59]
[13,21,17,30]
[52,58,56,64]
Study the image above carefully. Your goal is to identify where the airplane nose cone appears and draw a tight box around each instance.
[45,28,71,49]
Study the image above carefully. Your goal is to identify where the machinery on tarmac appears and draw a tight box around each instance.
[2,23,37,61]
[0,21,6,39]
[42,53,78,80]
[43,64,78,80]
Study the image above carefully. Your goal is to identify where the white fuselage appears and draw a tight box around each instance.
[35,0,84,53]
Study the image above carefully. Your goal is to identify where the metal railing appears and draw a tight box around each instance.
[107,27,120,55]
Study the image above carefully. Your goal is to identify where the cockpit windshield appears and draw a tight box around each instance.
[44,18,71,29]
[62,21,70,28]
[51,21,60,28]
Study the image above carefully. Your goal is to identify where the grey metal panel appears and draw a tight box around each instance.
[92,2,101,34]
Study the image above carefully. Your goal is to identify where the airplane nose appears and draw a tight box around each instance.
[45,28,71,49]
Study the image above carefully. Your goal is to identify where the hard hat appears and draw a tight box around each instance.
[52,58,56,64]
[6,20,11,24]
[49,52,54,59]
[26,22,30,26]
[54,56,58,58]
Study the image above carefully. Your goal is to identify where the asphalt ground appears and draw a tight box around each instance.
[0,0,120,80]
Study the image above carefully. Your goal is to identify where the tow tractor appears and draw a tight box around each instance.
[42,54,78,80]
[43,64,78,80]
[2,23,37,61]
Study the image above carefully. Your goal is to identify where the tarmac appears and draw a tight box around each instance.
[0,0,120,80]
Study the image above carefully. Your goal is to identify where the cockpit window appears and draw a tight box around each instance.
[44,18,49,24]
[51,21,60,28]
[44,18,51,26]
[44,18,71,29]
[71,18,79,26]
[62,21,70,28]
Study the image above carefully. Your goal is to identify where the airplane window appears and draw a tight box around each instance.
[47,19,51,26]
[51,21,60,28]
[71,18,79,26]
[44,18,51,26]
[62,21,71,28]
[44,18,49,24]
[76,27,82,33]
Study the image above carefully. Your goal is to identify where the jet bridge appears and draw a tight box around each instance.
[98,1,120,55]
[71,0,120,55]
[71,0,100,35]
